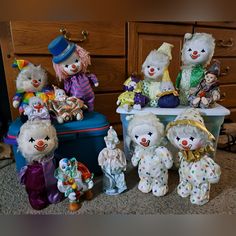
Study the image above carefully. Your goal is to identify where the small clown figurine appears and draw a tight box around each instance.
[166,108,221,205]
[98,126,127,195]
[188,60,221,108]
[24,96,50,121]
[128,113,173,196]
[54,157,94,211]
[48,36,98,111]
[47,85,87,123]
[117,75,149,111]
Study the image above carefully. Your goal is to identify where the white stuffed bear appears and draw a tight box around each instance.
[141,42,176,107]
[128,113,173,196]
[166,108,221,205]
[17,120,62,210]
[12,59,52,116]
[176,33,215,105]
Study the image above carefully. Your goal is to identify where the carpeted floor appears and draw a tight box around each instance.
[0,149,236,214]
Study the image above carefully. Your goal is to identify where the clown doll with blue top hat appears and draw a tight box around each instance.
[48,36,98,112]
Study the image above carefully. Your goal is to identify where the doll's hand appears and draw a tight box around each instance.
[212,91,220,101]
[189,88,196,95]
[68,192,77,201]
[87,180,94,189]
[94,82,99,87]
[13,100,20,108]
[116,100,121,106]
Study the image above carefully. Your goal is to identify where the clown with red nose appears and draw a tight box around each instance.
[176,33,216,105]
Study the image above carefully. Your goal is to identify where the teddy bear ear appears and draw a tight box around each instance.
[184,33,193,41]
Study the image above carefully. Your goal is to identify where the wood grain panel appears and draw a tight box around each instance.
[10,21,125,56]
[196,22,236,28]
[216,58,236,84]
[226,108,236,122]
[128,22,193,76]
[218,84,236,108]
[94,93,120,124]
[194,27,236,57]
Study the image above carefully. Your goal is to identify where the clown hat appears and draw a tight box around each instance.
[166,108,215,141]
[48,35,76,64]
[206,59,221,77]
[157,42,174,60]
[104,126,120,144]
[12,59,30,70]
[162,69,171,82]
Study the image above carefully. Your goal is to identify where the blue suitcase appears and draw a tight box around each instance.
[4,112,109,175]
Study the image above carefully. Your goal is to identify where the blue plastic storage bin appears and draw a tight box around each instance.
[4,112,109,175]
[117,104,230,160]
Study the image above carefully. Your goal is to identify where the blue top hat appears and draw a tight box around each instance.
[48,35,76,64]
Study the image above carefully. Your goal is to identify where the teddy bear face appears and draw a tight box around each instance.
[182,34,215,66]
[59,51,82,76]
[131,124,160,148]
[18,121,58,163]
[205,73,217,84]
[142,51,169,81]
[168,125,207,151]
[16,64,47,92]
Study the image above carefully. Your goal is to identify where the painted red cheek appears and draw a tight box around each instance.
[141,138,146,142]
[182,140,188,146]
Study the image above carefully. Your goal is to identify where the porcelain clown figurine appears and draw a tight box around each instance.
[166,108,221,205]
[142,42,178,108]
[17,120,63,210]
[47,85,87,123]
[54,157,94,211]
[48,35,98,111]
[12,59,53,120]
[188,60,221,108]
[98,126,127,195]
[128,113,173,196]
[176,33,215,105]
[117,75,149,111]
[24,96,50,121]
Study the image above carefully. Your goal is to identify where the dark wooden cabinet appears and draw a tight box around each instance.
[1,21,236,133]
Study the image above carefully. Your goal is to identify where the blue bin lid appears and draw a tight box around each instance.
[7,112,109,139]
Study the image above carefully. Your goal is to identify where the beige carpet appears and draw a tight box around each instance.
[0,149,235,214]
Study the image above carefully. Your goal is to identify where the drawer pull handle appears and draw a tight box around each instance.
[216,38,234,48]
[60,28,88,43]
[220,66,230,76]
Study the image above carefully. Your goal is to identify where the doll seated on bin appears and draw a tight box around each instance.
[47,85,87,123]
[98,126,127,195]
[54,157,94,212]
[117,75,149,111]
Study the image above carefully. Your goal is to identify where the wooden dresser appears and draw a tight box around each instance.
[1,21,236,135]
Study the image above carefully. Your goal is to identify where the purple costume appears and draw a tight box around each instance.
[19,156,63,210]
[64,73,98,112]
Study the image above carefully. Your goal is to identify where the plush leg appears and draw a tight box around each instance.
[152,182,168,197]
[201,97,209,106]
[138,177,152,193]
[190,182,210,205]
[69,202,82,212]
[192,97,201,107]
[177,180,192,198]
[76,112,83,121]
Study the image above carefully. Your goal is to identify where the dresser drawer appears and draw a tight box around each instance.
[219,84,236,108]
[194,27,236,56]
[10,21,125,56]
[226,108,236,122]
[217,58,236,84]
[196,22,236,28]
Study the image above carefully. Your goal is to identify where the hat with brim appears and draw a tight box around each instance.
[48,35,76,64]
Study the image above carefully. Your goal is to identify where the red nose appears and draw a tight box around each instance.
[33,79,38,84]
[71,64,76,69]
[37,140,44,147]
[182,140,188,146]
[150,68,154,72]
[141,138,146,142]
[193,51,198,55]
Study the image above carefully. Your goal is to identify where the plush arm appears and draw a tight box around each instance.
[131,147,142,167]
[88,74,99,87]
[13,92,24,108]
[155,146,173,169]
[205,156,221,184]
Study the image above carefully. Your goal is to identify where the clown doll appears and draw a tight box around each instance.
[48,36,98,111]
